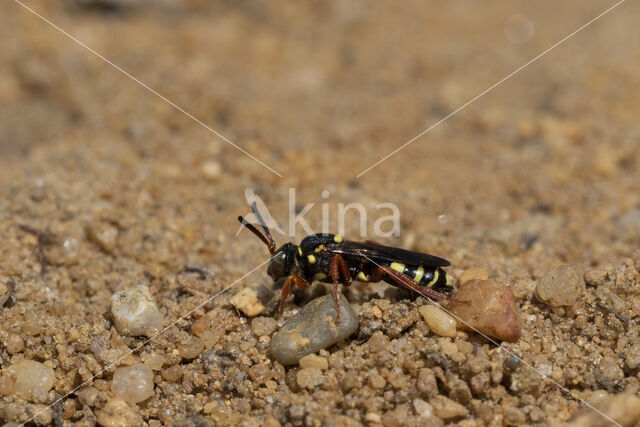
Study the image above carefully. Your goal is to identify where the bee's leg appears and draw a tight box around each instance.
[279,276,292,318]
[329,255,350,323]
[377,266,461,303]
[279,274,310,318]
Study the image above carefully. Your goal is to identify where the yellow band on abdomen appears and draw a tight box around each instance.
[426,268,439,287]
[390,262,405,273]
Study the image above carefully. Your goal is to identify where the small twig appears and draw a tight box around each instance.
[596,301,628,324]
[355,335,373,346]
[19,224,58,245]
[180,264,217,279]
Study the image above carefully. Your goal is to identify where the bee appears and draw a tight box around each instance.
[238,202,456,322]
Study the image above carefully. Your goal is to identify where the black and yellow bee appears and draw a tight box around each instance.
[238,203,455,322]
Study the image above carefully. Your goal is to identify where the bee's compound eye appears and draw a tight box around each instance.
[267,251,287,279]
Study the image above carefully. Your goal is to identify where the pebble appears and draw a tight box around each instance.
[624,343,640,370]
[161,365,183,383]
[459,268,489,284]
[505,407,526,425]
[78,386,104,407]
[6,333,24,354]
[177,336,204,359]
[1,360,55,400]
[430,395,468,420]
[449,279,521,342]
[568,393,640,426]
[248,364,272,384]
[269,293,358,365]
[438,338,463,362]
[505,354,522,371]
[110,364,154,403]
[368,373,386,389]
[86,222,119,253]
[536,265,584,307]
[251,316,278,336]
[365,413,382,423]
[232,288,266,317]
[587,390,609,405]
[201,161,221,180]
[190,314,223,348]
[296,367,323,389]
[595,357,624,392]
[413,398,434,418]
[584,268,608,287]
[298,354,328,370]
[108,285,164,337]
[264,417,281,427]
[140,350,165,370]
[96,397,142,426]
[32,405,53,426]
[21,311,42,336]
[470,372,490,395]
[416,369,438,398]
[341,370,362,392]
[41,236,80,266]
[382,407,409,425]
[419,304,457,337]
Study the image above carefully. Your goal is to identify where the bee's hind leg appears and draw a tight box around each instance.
[377,266,458,302]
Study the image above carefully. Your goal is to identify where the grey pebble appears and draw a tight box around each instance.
[505,353,522,371]
[269,293,358,365]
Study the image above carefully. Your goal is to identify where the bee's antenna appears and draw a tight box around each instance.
[243,188,277,253]
[250,202,276,254]
[237,216,276,255]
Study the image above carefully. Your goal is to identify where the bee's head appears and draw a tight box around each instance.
[238,203,297,281]
[267,243,297,281]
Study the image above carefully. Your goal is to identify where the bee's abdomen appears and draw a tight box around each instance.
[389,262,449,288]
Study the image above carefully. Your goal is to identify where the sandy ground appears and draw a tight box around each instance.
[1,0,639,425]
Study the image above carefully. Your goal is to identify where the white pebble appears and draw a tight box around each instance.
[108,285,163,337]
[419,305,457,337]
[201,161,221,180]
[6,360,55,399]
[413,398,434,418]
[141,350,165,371]
[111,364,154,403]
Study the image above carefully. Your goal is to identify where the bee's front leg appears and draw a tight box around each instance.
[279,274,310,318]
[329,254,350,323]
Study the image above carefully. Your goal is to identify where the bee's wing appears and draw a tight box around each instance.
[326,240,450,267]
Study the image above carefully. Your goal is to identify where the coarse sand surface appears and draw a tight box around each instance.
[1,1,639,425]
